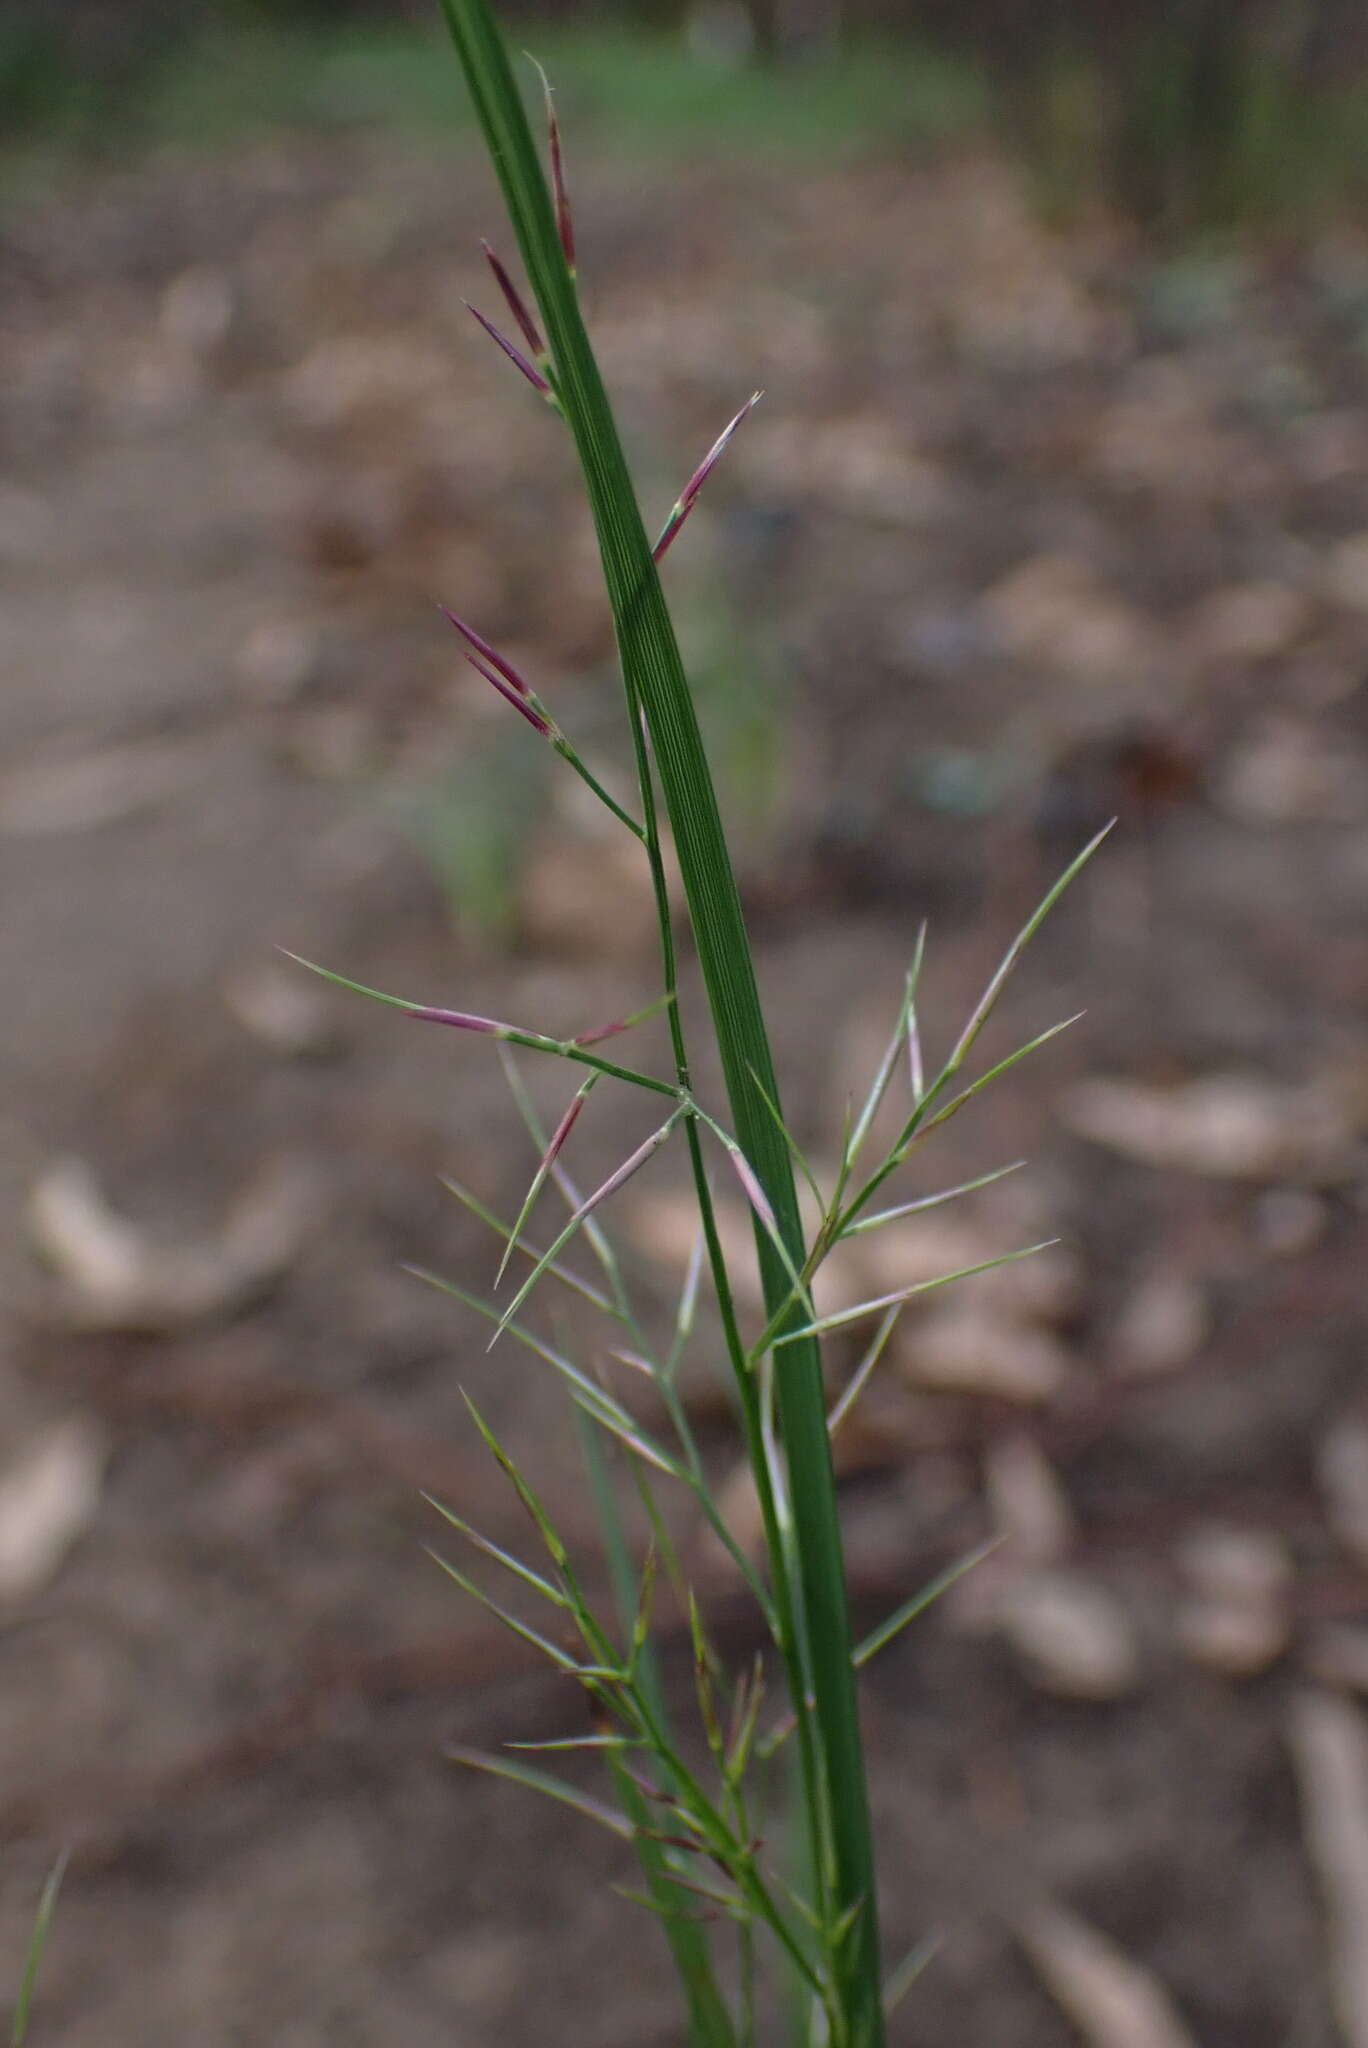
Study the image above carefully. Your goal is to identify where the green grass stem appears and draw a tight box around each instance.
[434,0,884,2035]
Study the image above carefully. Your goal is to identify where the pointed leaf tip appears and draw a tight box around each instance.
[447,1744,634,1838]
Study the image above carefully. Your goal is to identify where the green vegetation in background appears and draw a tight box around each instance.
[393,721,552,944]
[1018,3,1368,231]
[6,2,1368,226]
[0,17,984,163]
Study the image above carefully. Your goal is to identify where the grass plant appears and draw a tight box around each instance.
[10,1854,64,2047]
[295,5,1107,2037]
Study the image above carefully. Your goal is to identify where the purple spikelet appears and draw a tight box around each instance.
[540,1089,588,1173]
[722,1140,779,1242]
[544,81,575,271]
[465,301,551,395]
[408,1006,508,1035]
[438,606,528,695]
[570,1119,677,1225]
[480,240,545,362]
[465,652,552,736]
[439,606,553,736]
[653,392,762,563]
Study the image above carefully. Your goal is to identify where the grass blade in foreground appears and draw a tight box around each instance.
[434,1,884,2039]
[12,1852,65,2048]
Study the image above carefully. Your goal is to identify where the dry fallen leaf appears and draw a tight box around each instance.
[1218,715,1364,826]
[1324,531,1368,611]
[1184,580,1311,665]
[160,264,234,352]
[234,616,325,705]
[1017,1899,1198,2048]
[0,740,205,836]
[848,1211,1080,1330]
[1252,1187,1328,1257]
[1289,1691,1368,2048]
[1110,1270,1209,1378]
[747,413,948,525]
[999,1571,1141,1701]
[1306,1630,1368,1699]
[1320,1421,1368,1571]
[225,961,340,1059]
[1176,1524,1292,1678]
[629,1187,762,1309]
[28,1156,317,1332]
[981,553,1147,682]
[1062,1073,1353,1183]
[901,1310,1072,1405]
[984,1433,1074,1568]
[0,1418,105,1602]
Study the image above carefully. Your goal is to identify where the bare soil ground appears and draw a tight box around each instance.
[1,123,1366,2044]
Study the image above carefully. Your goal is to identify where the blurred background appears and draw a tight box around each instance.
[2,1,1367,2041]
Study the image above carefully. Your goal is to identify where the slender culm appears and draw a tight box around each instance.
[288,8,1112,2040]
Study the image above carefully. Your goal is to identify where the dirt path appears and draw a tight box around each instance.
[1,129,1366,2043]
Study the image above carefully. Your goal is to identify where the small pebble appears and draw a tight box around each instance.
[904,1310,1071,1405]
[984,1433,1074,1567]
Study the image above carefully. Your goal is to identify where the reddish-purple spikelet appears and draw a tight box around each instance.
[570,1119,675,1227]
[572,1014,631,1047]
[438,605,530,696]
[465,650,552,736]
[480,239,545,360]
[653,391,762,563]
[608,1346,657,1377]
[906,1006,924,1103]
[465,300,551,394]
[722,1139,779,1241]
[540,1088,587,1174]
[543,82,575,271]
[440,608,552,736]
[624,1767,677,1805]
[408,1006,508,1034]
